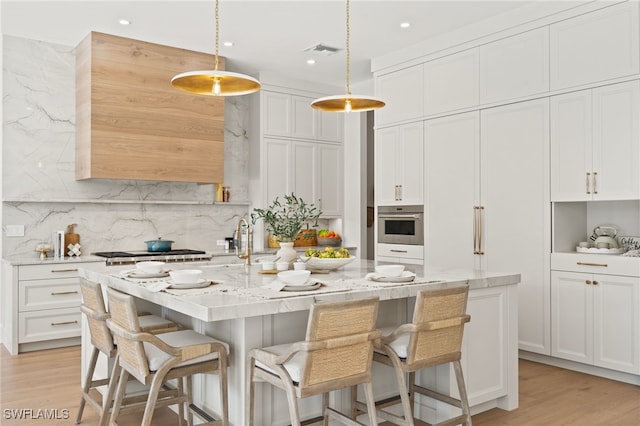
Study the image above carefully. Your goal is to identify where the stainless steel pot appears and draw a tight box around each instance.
[144,238,174,252]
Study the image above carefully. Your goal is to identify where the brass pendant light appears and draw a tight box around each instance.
[311,0,385,112]
[171,0,261,96]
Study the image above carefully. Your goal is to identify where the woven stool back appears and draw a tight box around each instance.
[406,286,470,369]
[79,278,115,356]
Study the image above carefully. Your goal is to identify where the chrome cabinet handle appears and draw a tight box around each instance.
[593,172,598,194]
[51,320,78,326]
[51,291,78,296]
[586,172,591,194]
[51,268,78,273]
[378,214,420,219]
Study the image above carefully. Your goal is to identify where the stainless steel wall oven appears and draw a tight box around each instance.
[377,205,424,245]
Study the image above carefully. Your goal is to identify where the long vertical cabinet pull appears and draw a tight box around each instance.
[473,206,485,255]
[473,207,478,254]
[477,206,485,255]
[586,172,591,194]
[593,172,598,194]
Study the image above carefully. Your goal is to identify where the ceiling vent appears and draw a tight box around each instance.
[303,43,341,56]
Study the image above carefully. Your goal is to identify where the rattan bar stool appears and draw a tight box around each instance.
[352,286,472,426]
[76,277,179,425]
[247,297,381,426]
[106,288,229,426]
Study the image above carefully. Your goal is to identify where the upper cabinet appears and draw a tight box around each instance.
[375,64,424,126]
[424,48,479,115]
[550,1,639,91]
[479,27,549,104]
[75,32,225,183]
[262,91,342,143]
[550,80,640,201]
[375,122,424,206]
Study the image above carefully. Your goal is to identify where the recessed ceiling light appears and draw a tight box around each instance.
[400,22,411,29]
[119,19,131,26]
[307,59,316,65]
[223,41,233,47]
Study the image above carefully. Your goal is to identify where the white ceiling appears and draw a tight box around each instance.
[2,0,557,89]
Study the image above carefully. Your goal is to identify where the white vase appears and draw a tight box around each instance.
[276,241,297,264]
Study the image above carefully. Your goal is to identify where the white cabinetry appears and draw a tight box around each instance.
[550,80,640,201]
[424,48,479,116]
[550,1,639,90]
[262,91,342,143]
[377,243,424,265]
[375,122,423,206]
[479,27,549,104]
[375,64,423,126]
[425,99,550,355]
[551,269,640,375]
[263,138,343,217]
[2,260,105,355]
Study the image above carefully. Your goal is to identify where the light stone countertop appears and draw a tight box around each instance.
[79,259,520,323]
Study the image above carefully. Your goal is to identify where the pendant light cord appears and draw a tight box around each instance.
[346,0,351,95]
[214,0,220,71]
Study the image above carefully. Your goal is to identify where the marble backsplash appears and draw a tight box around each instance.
[2,35,251,259]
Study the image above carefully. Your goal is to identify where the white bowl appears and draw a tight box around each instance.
[277,270,311,286]
[136,261,166,274]
[276,262,289,271]
[301,256,356,271]
[261,261,275,271]
[375,264,405,277]
[169,269,203,284]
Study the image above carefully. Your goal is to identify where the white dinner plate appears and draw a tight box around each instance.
[370,272,416,283]
[282,282,322,292]
[127,270,170,279]
[169,279,210,289]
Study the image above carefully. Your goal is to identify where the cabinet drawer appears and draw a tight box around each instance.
[551,253,640,277]
[377,243,424,260]
[18,262,87,280]
[18,307,81,343]
[19,279,81,312]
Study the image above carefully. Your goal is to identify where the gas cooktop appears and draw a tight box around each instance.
[93,249,211,265]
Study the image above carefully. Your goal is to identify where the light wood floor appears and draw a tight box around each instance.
[1,345,639,425]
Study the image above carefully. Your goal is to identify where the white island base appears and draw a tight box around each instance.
[79,260,519,425]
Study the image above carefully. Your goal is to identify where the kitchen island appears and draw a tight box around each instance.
[79,260,520,425]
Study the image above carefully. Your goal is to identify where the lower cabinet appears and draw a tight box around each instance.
[377,243,424,265]
[551,270,640,374]
[2,260,105,355]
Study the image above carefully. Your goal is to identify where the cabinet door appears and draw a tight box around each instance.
[375,64,423,126]
[292,96,316,139]
[317,110,343,143]
[550,90,592,201]
[316,144,343,217]
[263,138,291,203]
[397,122,424,205]
[263,92,291,136]
[425,112,479,270]
[482,98,550,355]
[480,27,549,104]
[593,275,640,374]
[424,48,479,115]
[550,1,640,90]
[291,141,316,204]
[592,80,640,200]
[375,127,400,205]
[551,271,593,364]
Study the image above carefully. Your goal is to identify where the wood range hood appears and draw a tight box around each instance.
[75,31,225,184]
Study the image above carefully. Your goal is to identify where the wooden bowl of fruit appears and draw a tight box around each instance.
[317,230,342,246]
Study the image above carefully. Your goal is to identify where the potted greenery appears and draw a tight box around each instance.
[251,193,322,261]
